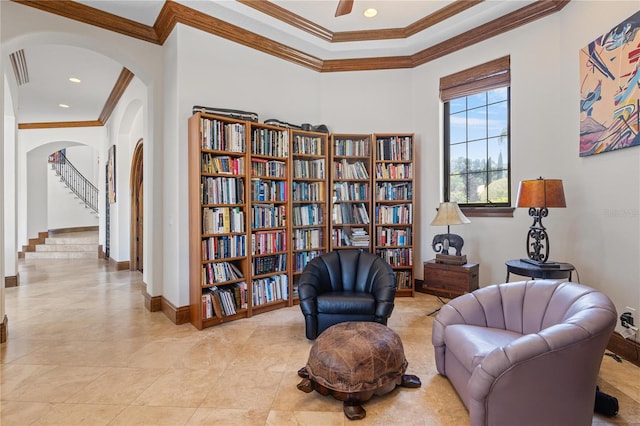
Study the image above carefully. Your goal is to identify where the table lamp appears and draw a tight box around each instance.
[430,202,470,265]
[516,177,566,267]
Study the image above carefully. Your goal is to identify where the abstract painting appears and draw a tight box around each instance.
[580,10,640,157]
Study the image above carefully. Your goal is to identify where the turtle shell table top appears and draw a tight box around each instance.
[304,321,408,394]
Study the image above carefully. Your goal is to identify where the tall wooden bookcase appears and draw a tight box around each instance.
[290,129,329,300]
[190,113,416,330]
[248,123,291,315]
[373,133,415,296]
[188,112,251,330]
[329,134,373,252]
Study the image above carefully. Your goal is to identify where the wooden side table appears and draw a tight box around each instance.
[422,260,479,298]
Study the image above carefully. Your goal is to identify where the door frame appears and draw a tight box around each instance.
[130,139,143,272]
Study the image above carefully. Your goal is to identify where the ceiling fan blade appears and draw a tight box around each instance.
[335,0,354,17]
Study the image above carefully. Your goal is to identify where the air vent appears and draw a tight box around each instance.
[10,49,29,86]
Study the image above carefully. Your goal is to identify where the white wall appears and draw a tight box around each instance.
[46,145,99,231]
[4,76,17,280]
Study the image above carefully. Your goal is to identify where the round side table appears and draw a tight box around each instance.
[505,259,576,282]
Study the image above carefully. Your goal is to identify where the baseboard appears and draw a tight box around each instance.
[98,245,105,259]
[607,332,640,367]
[19,231,49,257]
[49,226,98,235]
[5,274,19,288]
[1,315,8,343]
[143,290,163,312]
[116,261,130,271]
[160,298,190,325]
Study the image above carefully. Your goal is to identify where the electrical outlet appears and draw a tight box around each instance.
[621,312,634,328]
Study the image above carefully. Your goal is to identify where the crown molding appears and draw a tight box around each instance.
[18,120,103,130]
[12,0,570,73]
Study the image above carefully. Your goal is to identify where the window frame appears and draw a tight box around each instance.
[440,56,514,217]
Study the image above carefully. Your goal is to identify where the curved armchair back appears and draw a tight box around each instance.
[299,250,396,339]
[432,280,617,426]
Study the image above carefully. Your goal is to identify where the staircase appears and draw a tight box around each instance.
[25,233,99,260]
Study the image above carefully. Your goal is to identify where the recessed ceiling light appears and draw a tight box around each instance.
[364,8,378,18]
[69,77,81,83]
[59,104,70,108]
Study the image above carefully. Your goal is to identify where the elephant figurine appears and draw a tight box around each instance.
[432,233,464,256]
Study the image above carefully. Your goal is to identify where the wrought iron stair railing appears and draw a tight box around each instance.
[48,150,99,214]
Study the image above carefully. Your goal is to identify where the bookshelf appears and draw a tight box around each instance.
[330,134,373,252]
[373,133,415,296]
[188,112,250,330]
[290,129,329,301]
[248,123,291,314]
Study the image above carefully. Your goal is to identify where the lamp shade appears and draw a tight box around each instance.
[430,202,471,226]
[516,178,566,208]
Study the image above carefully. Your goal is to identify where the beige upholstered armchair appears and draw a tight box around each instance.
[432,280,617,426]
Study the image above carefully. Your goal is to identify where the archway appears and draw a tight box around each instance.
[130,139,143,272]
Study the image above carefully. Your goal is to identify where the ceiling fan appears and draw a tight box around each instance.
[335,0,354,17]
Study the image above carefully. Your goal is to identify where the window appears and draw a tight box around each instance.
[441,56,511,213]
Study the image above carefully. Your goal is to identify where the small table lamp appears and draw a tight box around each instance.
[430,202,471,265]
[516,177,566,267]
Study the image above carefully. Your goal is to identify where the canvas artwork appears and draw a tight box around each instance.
[579,10,640,157]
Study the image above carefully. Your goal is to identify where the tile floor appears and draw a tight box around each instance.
[1,253,639,425]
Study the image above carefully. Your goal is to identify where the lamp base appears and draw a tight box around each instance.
[520,258,561,268]
[436,254,467,265]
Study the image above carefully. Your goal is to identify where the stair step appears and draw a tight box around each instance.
[36,244,97,252]
[45,237,98,245]
[25,251,98,260]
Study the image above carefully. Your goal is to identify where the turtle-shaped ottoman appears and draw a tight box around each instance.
[297,321,421,420]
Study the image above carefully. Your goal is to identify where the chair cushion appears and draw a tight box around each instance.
[444,324,522,373]
[317,292,376,315]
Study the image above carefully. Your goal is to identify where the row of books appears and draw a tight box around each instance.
[293,204,324,227]
[201,176,245,205]
[251,204,287,228]
[376,137,412,161]
[394,271,413,289]
[334,181,369,201]
[376,182,412,200]
[293,228,323,250]
[251,179,287,202]
[203,207,245,234]
[333,138,370,156]
[375,204,412,225]
[376,248,413,267]
[293,250,324,273]
[252,274,289,306]
[375,163,413,180]
[376,227,412,246]
[202,282,248,319]
[251,158,286,178]
[251,128,289,157]
[252,254,287,276]
[202,235,246,261]
[293,135,324,156]
[292,181,325,202]
[200,118,246,152]
[293,158,325,179]
[332,203,370,225]
[202,261,244,286]
[252,230,287,254]
[201,154,245,175]
[333,159,369,179]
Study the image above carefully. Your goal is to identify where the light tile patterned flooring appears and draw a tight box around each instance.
[1,253,639,425]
